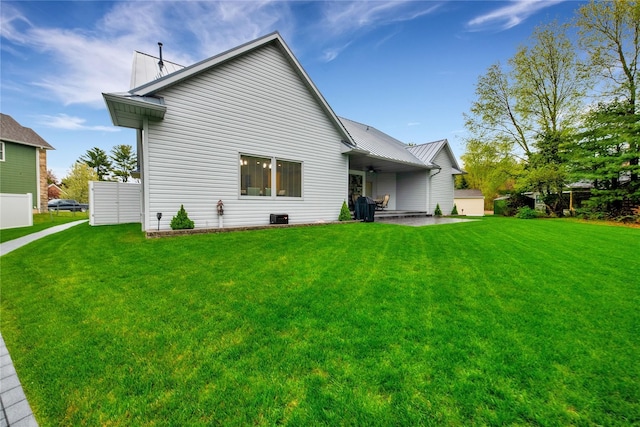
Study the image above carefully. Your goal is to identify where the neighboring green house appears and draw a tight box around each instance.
[0,113,55,211]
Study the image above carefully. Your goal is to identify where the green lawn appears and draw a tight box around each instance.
[0,211,89,243]
[1,218,638,426]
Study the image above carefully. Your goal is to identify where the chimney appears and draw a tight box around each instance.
[158,42,164,73]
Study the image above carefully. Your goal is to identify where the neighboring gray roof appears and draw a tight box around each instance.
[454,189,484,199]
[0,113,54,150]
[130,51,185,89]
[408,140,464,174]
[339,117,428,168]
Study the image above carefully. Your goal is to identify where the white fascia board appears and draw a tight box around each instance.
[103,92,166,129]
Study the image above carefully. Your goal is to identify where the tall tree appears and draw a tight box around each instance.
[110,144,137,182]
[569,100,640,215]
[464,22,587,214]
[464,63,532,161]
[577,0,640,198]
[460,138,520,209]
[80,147,111,181]
[61,162,98,203]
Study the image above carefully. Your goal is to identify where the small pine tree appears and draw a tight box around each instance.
[434,203,442,216]
[338,201,352,221]
[170,204,195,230]
[451,204,458,215]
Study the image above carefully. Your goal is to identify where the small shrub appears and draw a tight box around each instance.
[434,203,442,216]
[170,204,195,230]
[515,206,539,219]
[338,201,352,221]
[451,204,458,215]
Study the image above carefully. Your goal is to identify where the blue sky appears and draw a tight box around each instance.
[1,0,583,180]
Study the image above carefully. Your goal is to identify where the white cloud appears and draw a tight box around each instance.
[37,114,120,132]
[467,0,565,32]
[322,41,353,62]
[316,1,441,61]
[1,1,439,104]
[0,1,294,108]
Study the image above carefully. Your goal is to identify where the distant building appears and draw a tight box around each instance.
[0,113,55,211]
[454,189,485,216]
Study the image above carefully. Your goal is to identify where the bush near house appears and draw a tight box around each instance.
[170,204,194,230]
[338,201,352,221]
[434,203,442,216]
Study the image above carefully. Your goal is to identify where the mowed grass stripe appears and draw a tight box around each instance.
[1,218,638,425]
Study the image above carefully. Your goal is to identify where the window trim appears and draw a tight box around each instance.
[0,142,5,162]
[239,153,303,199]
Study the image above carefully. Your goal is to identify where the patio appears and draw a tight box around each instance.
[374,211,476,226]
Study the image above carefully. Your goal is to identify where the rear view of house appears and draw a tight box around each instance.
[103,32,463,231]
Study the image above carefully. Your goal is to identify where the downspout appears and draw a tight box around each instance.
[428,167,441,214]
[141,117,151,232]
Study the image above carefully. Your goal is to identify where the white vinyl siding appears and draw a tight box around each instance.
[396,171,427,211]
[90,181,142,226]
[143,44,348,230]
[429,149,455,214]
[454,197,484,216]
[374,173,396,210]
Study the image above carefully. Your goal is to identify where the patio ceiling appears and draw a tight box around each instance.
[348,153,432,174]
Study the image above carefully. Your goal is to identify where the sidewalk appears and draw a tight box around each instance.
[0,220,88,257]
[1,334,38,427]
[1,219,87,426]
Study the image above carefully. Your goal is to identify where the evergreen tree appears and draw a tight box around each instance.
[110,144,137,182]
[568,100,640,215]
[80,147,112,181]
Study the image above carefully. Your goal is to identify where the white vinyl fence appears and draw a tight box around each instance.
[0,193,33,229]
[90,181,141,226]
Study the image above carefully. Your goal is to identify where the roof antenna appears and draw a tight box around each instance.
[157,42,164,73]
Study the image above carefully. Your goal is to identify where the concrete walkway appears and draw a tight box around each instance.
[1,220,88,257]
[1,219,87,426]
[1,334,37,427]
[376,216,477,226]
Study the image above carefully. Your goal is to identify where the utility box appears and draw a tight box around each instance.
[270,214,289,224]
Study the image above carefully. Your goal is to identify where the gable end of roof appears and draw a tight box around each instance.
[0,113,54,150]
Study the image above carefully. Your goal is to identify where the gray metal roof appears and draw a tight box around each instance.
[408,140,464,173]
[407,140,446,166]
[454,189,484,198]
[130,51,185,89]
[0,113,54,150]
[339,117,428,168]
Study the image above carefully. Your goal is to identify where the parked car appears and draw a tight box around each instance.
[48,199,88,212]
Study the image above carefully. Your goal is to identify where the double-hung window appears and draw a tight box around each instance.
[240,154,302,198]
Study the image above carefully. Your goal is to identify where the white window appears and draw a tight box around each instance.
[240,154,302,198]
[276,159,301,197]
[0,142,4,161]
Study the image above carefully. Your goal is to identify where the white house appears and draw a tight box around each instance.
[103,32,463,231]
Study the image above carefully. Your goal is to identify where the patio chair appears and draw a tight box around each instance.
[376,194,390,210]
